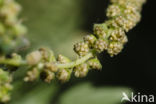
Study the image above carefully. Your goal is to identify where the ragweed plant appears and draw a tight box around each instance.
[0,0,146,103]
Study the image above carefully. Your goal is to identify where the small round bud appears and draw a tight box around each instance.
[87,58,102,70]
[74,42,89,56]
[107,4,121,17]
[57,54,71,63]
[40,69,55,83]
[39,48,56,62]
[0,95,10,103]
[24,68,39,82]
[121,35,128,44]
[83,35,97,47]
[57,69,71,83]
[0,69,13,103]
[0,68,10,83]
[107,42,123,57]
[109,28,128,44]
[74,64,88,78]
[124,3,137,14]
[108,16,136,32]
[0,0,21,25]
[44,62,58,72]
[94,24,107,38]
[94,39,108,53]
[126,11,141,23]
[26,51,42,65]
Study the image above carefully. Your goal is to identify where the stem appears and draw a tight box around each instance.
[0,58,26,66]
[56,53,93,69]
[0,53,93,69]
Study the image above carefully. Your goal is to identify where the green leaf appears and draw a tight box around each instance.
[58,82,132,104]
[9,82,58,104]
[17,0,84,58]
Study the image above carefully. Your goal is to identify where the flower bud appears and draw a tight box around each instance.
[74,64,88,78]
[87,58,102,70]
[94,39,108,53]
[83,34,97,47]
[26,51,42,65]
[40,69,55,83]
[107,4,121,17]
[94,24,108,38]
[24,68,40,82]
[57,69,71,83]
[107,42,123,56]
[39,48,56,62]
[109,28,128,44]
[0,69,12,103]
[74,42,89,56]
[57,54,71,63]
[44,62,58,72]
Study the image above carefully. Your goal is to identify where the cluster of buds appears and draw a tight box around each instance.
[0,0,146,103]
[56,54,72,82]
[24,48,102,83]
[0,69,12,103]
[74,64,88,78]
[24,48,73,83]
[24,48,57,83]
[107,0,146,32]
[74,42,89,56]
[72,0,146,78]
[0,0,28,54]
[24,47,102,83]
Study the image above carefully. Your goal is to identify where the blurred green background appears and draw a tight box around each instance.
[7,0,156,104]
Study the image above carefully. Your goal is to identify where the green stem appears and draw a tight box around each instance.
[0,53,93,69]
[56,53,93,69]
[0,58,26,66]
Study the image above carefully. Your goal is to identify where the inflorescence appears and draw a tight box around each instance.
[0,0,146,103]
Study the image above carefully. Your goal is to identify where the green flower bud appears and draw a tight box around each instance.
[40,69,55,83]
[94,24,108,38]
[107,4,121,17]
[87,58,102,70]
[74,42,89,56]
[57,69,71,83]
[107,42,123,57]
[74,64,89,78]
[44,62,58,72]
[0,69,12,103]
[109,28,128,44]
[94,39,108,53]
[39,47,56,62]
[83,34,97,47]
[108,16,136,32]
[26,50,42,65]
[24,68,40,82]
[0,69,10,83]
[57,54,71,63]
[126,11,141,23]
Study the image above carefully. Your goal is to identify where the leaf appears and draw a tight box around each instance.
[9,82,58,104]
[58,82,132,104]
[17,0,85,58]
